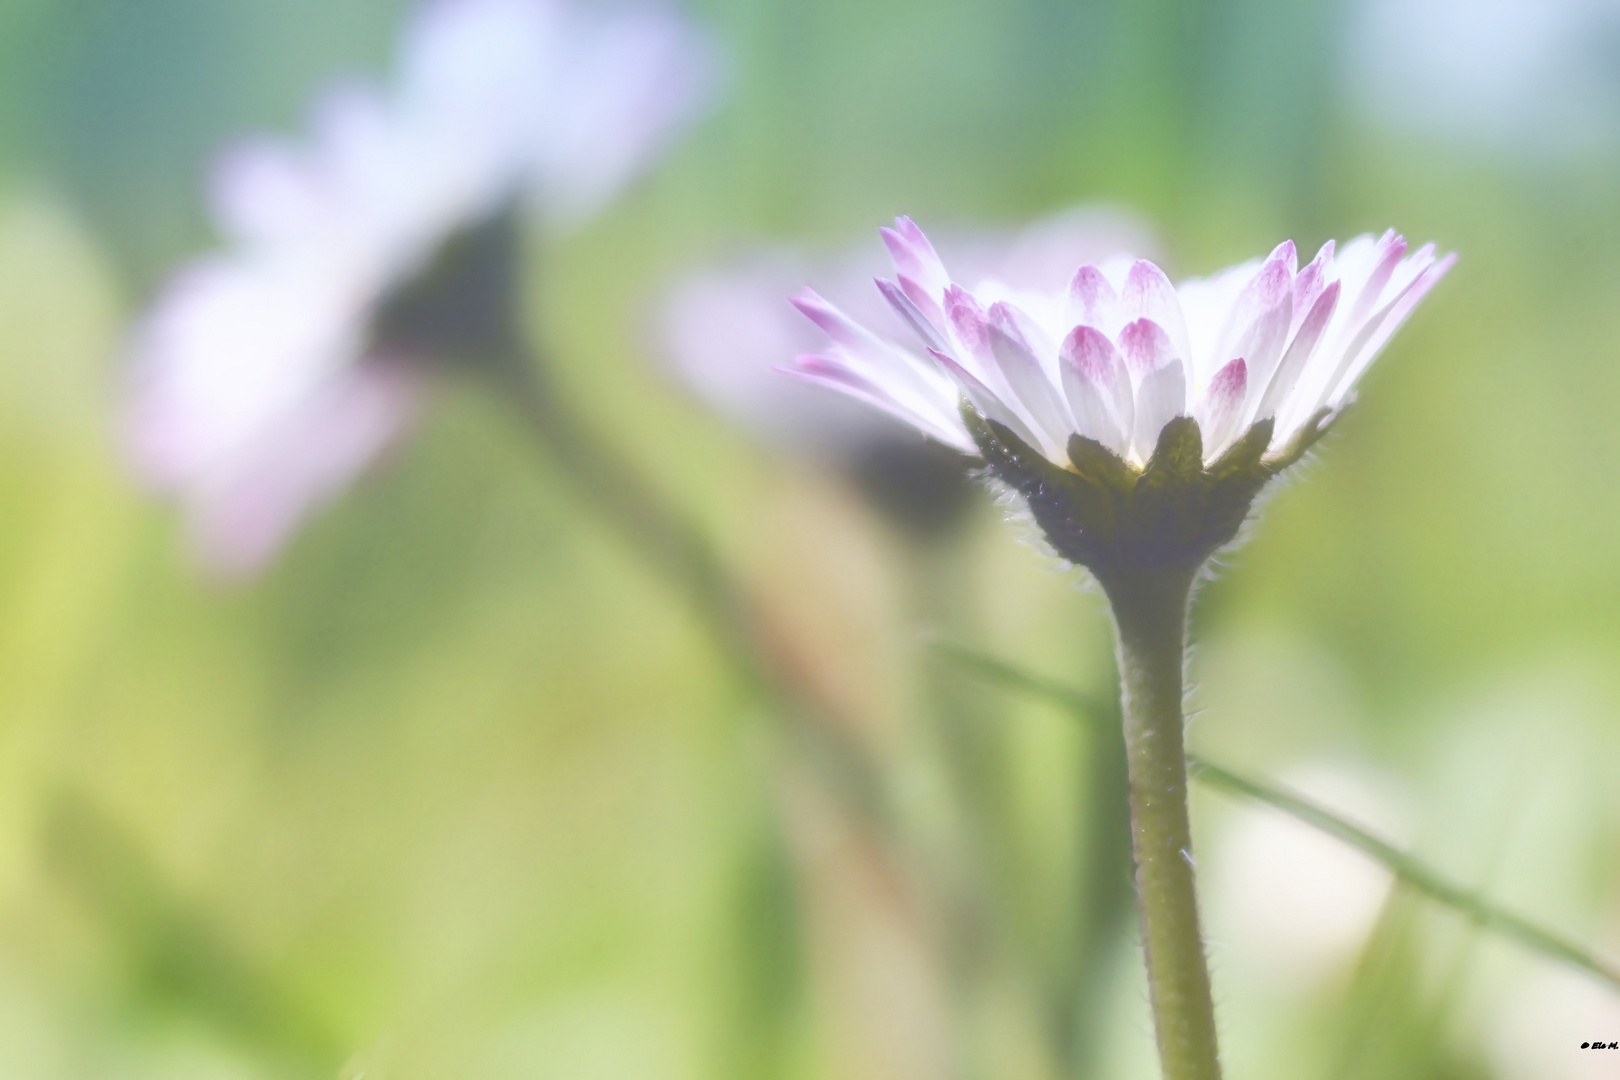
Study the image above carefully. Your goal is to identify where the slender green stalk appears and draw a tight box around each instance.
[1103,568,1221,1080]
[1189,760,1620,991]
[1062,676,1135,1080]
[488,347,891,827]
[935,639,1620,994]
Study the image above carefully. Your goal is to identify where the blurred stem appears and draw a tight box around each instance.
[487,344,891,827]
[45,790,342,1075]
[494,352,751,683]
[1103,567,1221,1080]
[906,542,1002,1078]
[1061,673,1134,1080]
[937,639,1620,995]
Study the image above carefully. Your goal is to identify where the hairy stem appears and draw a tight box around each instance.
[1104,567,1221,1080]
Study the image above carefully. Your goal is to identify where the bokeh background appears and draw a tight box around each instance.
[3,0,1620,1077]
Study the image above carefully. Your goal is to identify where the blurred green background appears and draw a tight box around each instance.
[2,0,1620,1077]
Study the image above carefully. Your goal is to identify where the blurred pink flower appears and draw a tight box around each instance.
[661,206,1157,455]
[126,0,716,575]
[783,218,1454,469]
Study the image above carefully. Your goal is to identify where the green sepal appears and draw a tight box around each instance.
[1208,417,1273,482]
[1264,406,1336,472]
[1203,418,1275,551]
[963,405,1115,565]
[1067,434,1137,496]
[962,404,1297,580]
[1124,417,1209,565]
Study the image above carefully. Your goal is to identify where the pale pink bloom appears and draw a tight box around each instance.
[126,0,715,574]
[662,206,1156,455]
[784,218,1454,469]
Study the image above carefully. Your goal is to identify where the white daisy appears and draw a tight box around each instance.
[125,0,715,573]
[785,217,1454,472]
[782,217,1453,574]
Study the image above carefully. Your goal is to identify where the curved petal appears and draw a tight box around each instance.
[944,284,993,366]
[784,353,970,451]
[1131,358,1187,465]
[1325,252,1456,408]
[1118,316,1180,376]
[876,277,949,356]
[926,347,1044,453]
[1059,325,1131,453]
[1290,239,1334,338]
[1197,357,1247,455]
[1253,279,1339,426]
[1228,291,1292,418]
[1211,248,1293,382]
[1343,230,1407,327]
[1122,260,1192,365]
[987,302,1070,452]
[1068,263,1120,332]
[881,216,950,298]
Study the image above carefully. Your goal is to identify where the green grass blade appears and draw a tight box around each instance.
[932,638,1620,992]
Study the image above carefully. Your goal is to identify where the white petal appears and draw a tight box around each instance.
[1118,317,1181,377]
[785,353,969,451]
[986,302,1070,454]
[187,364,422,576]
[1326,253,1456,407]
[926,348,1044,453]
[1058,325,1130,454]
[876,277,949,356]
[1254,279,1340,425]
[1197,357,1248,456]
[1131,359,1187,464]
[792,288,953,411]
[1210,247,1293,384]
[1121,260,1193,367]
[1229,294,1292,421]
[126,254,363,487]
[881,217,951,299]
[1067,263,1120,333]
[1289,240,1335,338]
[1342,230,1407,327]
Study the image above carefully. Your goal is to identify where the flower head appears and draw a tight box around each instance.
[785,219,1453,576]
[126,0,715,574]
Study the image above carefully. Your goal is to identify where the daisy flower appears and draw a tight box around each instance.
[780,215,1454,1080]
[125,0,715,573]
[784,217,1453,573]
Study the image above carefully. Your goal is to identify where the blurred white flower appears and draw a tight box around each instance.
[1347,0,1620,156]
[782,218,1453,470]
[660,207,1156,455]
[1205,763,1408,989]
[126,0,715,574]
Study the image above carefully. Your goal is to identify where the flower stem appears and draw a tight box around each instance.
[487,344,892,827]
[934,637,1620,995]
[1104,567,1222,1080]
